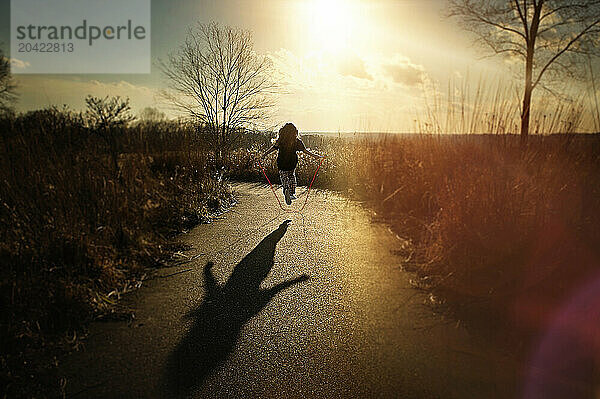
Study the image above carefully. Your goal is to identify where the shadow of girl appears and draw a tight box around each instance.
[163,220,309,397]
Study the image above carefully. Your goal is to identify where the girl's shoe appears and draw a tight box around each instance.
[284,188,292,205]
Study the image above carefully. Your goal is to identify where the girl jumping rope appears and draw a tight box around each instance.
[261,123,323,205]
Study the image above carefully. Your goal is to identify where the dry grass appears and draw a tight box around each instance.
[225,134,366,193]
[0,108,233,397]
[352,135,600,334]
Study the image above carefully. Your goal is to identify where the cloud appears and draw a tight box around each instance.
[9,58,31,70]
[382,55,425,87]
[266,48,427,131]
[337,54,372,80]
[13,76,166,116]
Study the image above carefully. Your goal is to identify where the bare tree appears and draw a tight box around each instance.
[0,48,18,113]
[85,95,135,129]
[448,0,600,137]
[159,22,276,159]
[85,95,135,172]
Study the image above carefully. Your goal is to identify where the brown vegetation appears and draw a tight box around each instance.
[2,100,599,396]
[0,108,233,397]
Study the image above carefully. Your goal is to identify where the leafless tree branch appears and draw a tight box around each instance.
[448,0,600,136]
[159,22,277,158]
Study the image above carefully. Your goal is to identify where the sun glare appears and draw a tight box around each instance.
[302,0,359,53]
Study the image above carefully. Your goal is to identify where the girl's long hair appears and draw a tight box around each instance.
[276,123,298,151]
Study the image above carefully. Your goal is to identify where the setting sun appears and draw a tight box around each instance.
[300,0,360,53]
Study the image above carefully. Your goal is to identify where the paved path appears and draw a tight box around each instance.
[61,183,517,398]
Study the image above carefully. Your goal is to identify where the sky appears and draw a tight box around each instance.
[0,0,597,132]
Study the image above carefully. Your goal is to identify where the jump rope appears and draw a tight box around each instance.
[193,155,326,262]
[256,155,325,214]
[255,155,325,253]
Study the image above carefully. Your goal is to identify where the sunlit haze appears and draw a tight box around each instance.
[1,0,597,132]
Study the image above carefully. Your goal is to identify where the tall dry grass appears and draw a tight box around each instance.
[353,135,600,334]
[0,108,233,397]
[417,76,591,135]
[322,77,600,338]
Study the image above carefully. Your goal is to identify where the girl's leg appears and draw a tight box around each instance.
[279,170,288,192]
[291,169,297,195]
[279,170,293,204]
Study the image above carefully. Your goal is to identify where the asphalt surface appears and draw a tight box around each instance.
[61,183,517,398]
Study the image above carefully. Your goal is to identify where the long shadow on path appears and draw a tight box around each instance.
[164,220,309,397]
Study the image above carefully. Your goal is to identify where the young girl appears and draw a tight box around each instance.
[261,123,322,205]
